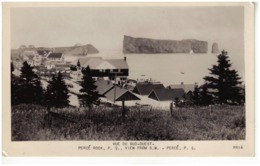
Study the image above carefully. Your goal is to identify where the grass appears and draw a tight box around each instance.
[11,104,245,141]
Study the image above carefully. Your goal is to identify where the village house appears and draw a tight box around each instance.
[70,57,129,83]
[148,88,185,108]
[169,82,196,100]
[94,79,140,107]
[132,82,165,96]
[46,53,65,63]
[21,51,36,66]
[20,49,53,67]
[148,88,185,101]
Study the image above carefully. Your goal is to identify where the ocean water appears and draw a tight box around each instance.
[65,52,244,87]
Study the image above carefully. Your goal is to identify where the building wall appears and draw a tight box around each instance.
[89,69,128,77]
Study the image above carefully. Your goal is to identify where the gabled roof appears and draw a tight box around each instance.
[72,57,103,69]
[27,55,34,60]
[48,53,63,59]
[37,50,51,56]
[84,58,104,69]
[94,80,114,96]
[148,88,185,101]
[106,59,128,69]
[169,84,196,93]
[133,83,165,95]
[71,57,129,70]
[105,87,140,102]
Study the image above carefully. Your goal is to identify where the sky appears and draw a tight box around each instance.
[11,6,244,51]
[11,6,245,84]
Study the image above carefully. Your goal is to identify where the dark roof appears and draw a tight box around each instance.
[169,84,195,93]
[37,50,51,56]
[35,65,47,71]
[48,53,63,59]
[133,83,165,95]
[105,87,140,102]
[148,88,185,101]
[95,80,114,95]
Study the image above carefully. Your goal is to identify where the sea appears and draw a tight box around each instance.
[65,51,245,87]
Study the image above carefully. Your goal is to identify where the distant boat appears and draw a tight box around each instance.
[189,49,194,54]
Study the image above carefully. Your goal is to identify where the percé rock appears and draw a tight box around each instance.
[123,35,208,54]
[211,42,219,53]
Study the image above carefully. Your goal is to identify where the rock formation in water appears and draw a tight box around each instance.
[123,35,208,54]
[211,42,219,54]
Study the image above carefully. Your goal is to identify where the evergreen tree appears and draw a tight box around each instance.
[199,84,213,106]
[17,61,44,104]
[174,97,180,107]
[11,62,19,105]
[78,66,100,111]
[77,59,81,68]
[45,72,70,108]
[203,50,243,104]
[192,84,201,106]
[11,62,14,73]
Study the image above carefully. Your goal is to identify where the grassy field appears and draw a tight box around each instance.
[11,104,245,141]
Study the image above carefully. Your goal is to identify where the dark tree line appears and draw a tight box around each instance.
[11,61,101,111]
[11,61,70,108]
[11,61,44,105]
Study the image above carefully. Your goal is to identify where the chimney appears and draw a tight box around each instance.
[181,82,183,85]
[124,56,127,61]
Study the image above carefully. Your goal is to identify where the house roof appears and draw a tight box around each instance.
[55,63,71,68]
[133,83,165,95]
[72,57,104,69]
[84,58,104,69]
[25,54,34,60]
[48,53,63,59]
[71,57,129,70]
[169,84,196,93]
[21,51,35,57]
[105,87,140,102]
[148,88,185,101]
[35,65,47,71]
[106,59,128,69]
[94,80,114,95]
[37,50,51,56]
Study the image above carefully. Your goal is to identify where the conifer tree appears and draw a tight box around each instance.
[78,66,100,111]
[203,50,243,104]
[45,72,70,108]
[17,61,44,104]
[192,84,201,106]
[77,59,81,68]
[11,62,19,105]
[199,84,213,106]
[11,62,14,73]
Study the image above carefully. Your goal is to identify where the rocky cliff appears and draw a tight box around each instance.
[123,35,208,54]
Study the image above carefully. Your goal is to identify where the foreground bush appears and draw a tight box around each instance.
[11,104,245,141]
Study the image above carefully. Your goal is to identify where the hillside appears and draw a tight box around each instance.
[123,35,208,54]
[11,44,99,59]
[52,44,99,55]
